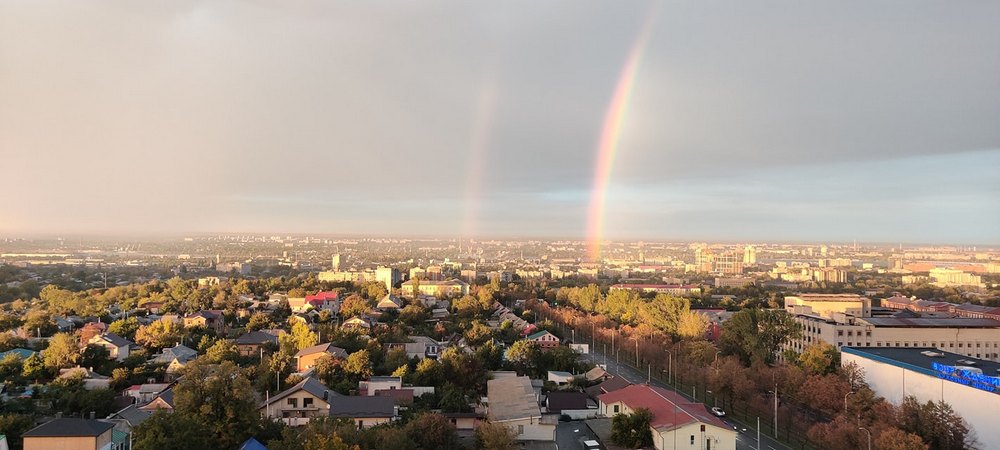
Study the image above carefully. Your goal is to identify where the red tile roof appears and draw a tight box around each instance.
[306,291,339,302]
[598,384,729,431]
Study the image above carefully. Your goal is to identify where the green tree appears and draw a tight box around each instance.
[135,320,183,349]
[464,321,494,347]
[363,281,389,300]
[204,340,240,363]
[21,309,57,337]
[108,317,140,341]
[0,414,34,450]
[132,411,215,450]
[247,312,274,331]
[343,349,373,379]
[718,308,801,364]
[173,360,261,447]
[21,353,47,380]
[339,294,372,318]
[42,332,79,370]
[798,342,840,375]
[504,340,540,375]
[611,407,653,449]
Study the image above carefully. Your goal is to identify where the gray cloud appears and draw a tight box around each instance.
[1,1,997,242]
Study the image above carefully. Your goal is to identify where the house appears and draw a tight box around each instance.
[374,388,415,406]
[486,376,556,442]
[142,302,165,314]
[0,348,38,360]
[124,383,172,404]
[376,295,403,311]
[294,343,348,372]
[526,330,560,350]
[546,371,575,385]
[359,376,402,396]
[385,335,441,360]
[583,366,611,382]
[341,317,372,331]
[306,291,340,311]
[138,387,175,413]
[598,384,737,450]
[328,396,397,429]
[149,344,198,380]
[183,310,225,334]
[22,418,116,450]
[259,377,340,426]
[442,412,484,433]
[58,367,112,390]
[399,279,470,298]
[87,332,132,361]
[235,330,279,357]
[584,376,631,399]
[287,298,310,312]
[77,322,108,346]
[544,391,589,414]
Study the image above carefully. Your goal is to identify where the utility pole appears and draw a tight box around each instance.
[773,384,778,436]
[757,417,760,450]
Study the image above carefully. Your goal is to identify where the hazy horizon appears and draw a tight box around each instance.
[3,1,998,244]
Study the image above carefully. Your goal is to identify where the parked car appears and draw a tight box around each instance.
[710,406,726,417]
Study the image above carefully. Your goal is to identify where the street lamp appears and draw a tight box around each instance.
[844,391,855,414]
[859,427,872,450]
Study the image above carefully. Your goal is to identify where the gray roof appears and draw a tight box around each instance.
[95,332,131,347]
[262,377,338,407]
[843,347,1000,379]
[108,404,152,426]
[545,391,588,413]
[151,344,198,364]
[295,342,348,358]
[487,376,541,422]
[23,418,114,437]
[328,396,396,418]
[235,331,278,345]
[860,317,1000,328]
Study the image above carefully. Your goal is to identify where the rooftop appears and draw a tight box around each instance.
[859,317,1000,328]
[487,376,541,422]
[328,396,396,418]
[843,347,1000,393]
[598,384,729,432]
[23,418,114,437]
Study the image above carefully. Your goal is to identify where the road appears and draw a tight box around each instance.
[582,348,790,450]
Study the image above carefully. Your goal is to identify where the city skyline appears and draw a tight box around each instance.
[2,1,998,243]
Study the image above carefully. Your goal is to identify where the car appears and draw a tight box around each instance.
[711,406,726,417]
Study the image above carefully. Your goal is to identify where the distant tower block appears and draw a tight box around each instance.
[332,254,342,272]
[216,254,221,264]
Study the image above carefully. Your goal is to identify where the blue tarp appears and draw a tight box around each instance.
[238,437,268,450]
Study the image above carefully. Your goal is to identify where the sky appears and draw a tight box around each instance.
[1,1,998,244]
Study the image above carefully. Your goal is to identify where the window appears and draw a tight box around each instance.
[518,425,524,435]
[691,436,695,445]
[288,398,298,408]
[838,330,844,336]
[613,405,620,413]
[303,398,313,408]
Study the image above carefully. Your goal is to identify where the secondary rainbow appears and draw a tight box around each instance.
[585,11,658,261]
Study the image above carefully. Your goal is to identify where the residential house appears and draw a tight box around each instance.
[384,335,440,360]
[598,384,737,450]
[235,330,279,357]
[486,376,556,442]
[22,418,116,450]
[149,344,198,380]
[544,391,589,414]
[359,376,402,396]
[259,377,340,426]
[294,343,348,372]
[376,295,403,311]
[341,317,372,331]
[183,310,225,334]
[328,396,397,429]
[138,388,175,413]
[584,376,631,399]
[306,291,340,311]
[546,371,574,385]
[77,322,108,346]
[0,348,38,360]
[124,383,172,404]
[399,279,470,298]
[87,332,132,361]
[526,330,560,350]
[57,367,111,390]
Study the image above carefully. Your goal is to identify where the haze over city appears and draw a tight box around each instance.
[2,1,998,243]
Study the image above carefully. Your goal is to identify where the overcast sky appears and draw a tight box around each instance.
[2,1,998,244]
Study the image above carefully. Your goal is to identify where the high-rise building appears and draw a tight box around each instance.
[376,266,401,291]
[930,268,983,288]
[713,251,743,275]
[694,247,714,272]
[743,245,757,265]
[332,254,342,272]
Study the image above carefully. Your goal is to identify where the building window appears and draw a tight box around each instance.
[691,436,696,445]
[613,405,620,413]
[838,330,844,336]
[518,425,524,435]
[303,398,313,408]
[288,398,298,408]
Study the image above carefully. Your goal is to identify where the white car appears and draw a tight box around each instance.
[711,406,726,417]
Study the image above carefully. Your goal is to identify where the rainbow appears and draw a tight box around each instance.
[585,10,659,262]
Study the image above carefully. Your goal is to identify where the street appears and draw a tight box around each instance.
[582,348,790,450]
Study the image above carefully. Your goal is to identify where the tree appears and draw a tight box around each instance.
[108,317,140,341]
[611,407,653,449]
[21,352,46,380]
[21,309,56,337]
[135,320,183,349]
[79,344,112,374]
[464,321,494,347]
[876,428,929,450]
[897,397,975,450]
[504,340,540,375]
[339,294,372,319]
[476,421,518,450]
[247,312,274,331]
[204,340,240,363]
[132,411,215,450]
[343,349,373,379]
[798,342,840,375]
[718,308,801,364]
[42,332,79,370]
[363,281,388,300]
[285,322,319,352]
[404,413,459,450]
[0,414,34,450]
[676,310,710,340]
[173,360,261,447]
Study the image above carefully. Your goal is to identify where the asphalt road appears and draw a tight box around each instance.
[582,349,790,450]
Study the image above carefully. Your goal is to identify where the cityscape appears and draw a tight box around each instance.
[2,2,999,450]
